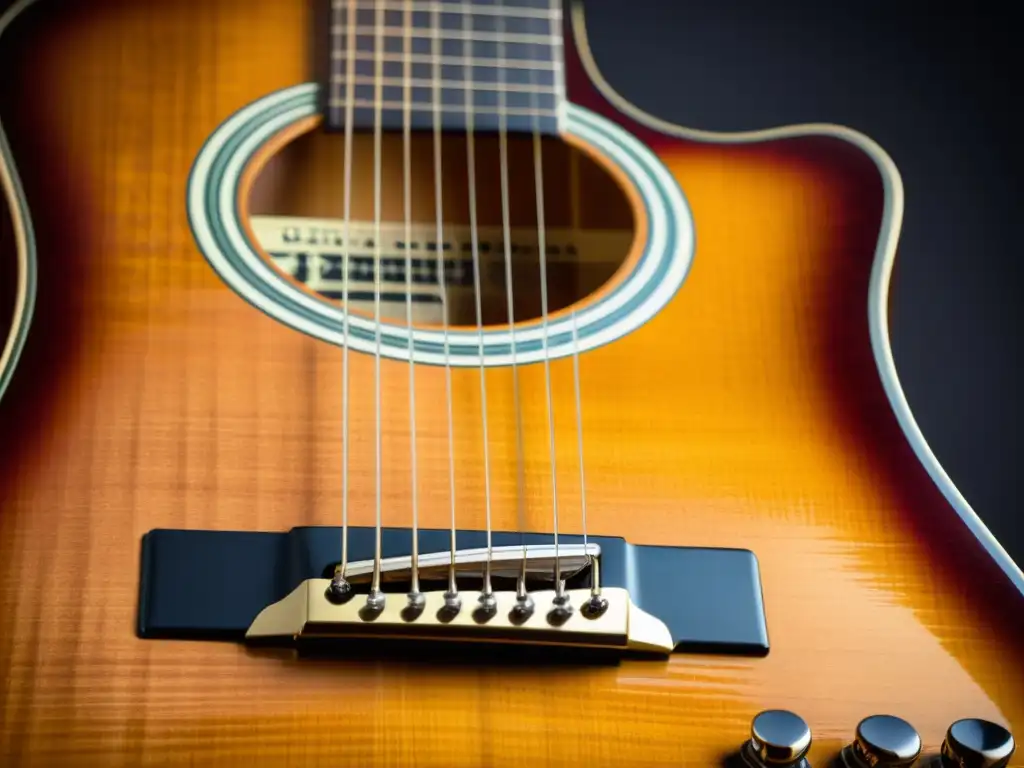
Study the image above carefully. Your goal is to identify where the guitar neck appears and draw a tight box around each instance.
[321,0,565,134]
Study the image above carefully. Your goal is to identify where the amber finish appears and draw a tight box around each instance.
[1,1,1023,766]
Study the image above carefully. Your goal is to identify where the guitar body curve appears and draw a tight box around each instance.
[0,1,36,405]
[0,1,1021,766]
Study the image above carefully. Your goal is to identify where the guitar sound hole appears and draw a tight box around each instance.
[247,128,635,329]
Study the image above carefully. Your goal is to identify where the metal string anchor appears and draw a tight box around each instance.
[548,580,574,626]
[437,557,462,623]
[509,554,535,624]
[474,560,498,622]
[364,588,386,612]
[438,590,462,622]
[326,566,353,604]
[359,588,386,622]
[403,589,426,621]
[582,555,609,619]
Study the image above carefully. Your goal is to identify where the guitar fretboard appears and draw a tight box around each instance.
[323,0,564,135]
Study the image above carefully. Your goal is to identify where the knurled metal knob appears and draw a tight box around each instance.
[842,715,922,767]
[941,719,1015,768]
[742,710,812,768]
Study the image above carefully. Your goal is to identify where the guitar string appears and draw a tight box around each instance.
[402,0,422,602]
[462,0,495,606]
[494,1,531,601]
[532,1,561,600]
[430,2,460,605]
[571,305,596,596]
[332,0,357,595]
[329,0,561,601]
[554,8,596,598]
[368,0,386,607]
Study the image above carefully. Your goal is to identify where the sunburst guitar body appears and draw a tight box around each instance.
[1,1,1022,766]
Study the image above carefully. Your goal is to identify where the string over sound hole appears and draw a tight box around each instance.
[248,130,635,344]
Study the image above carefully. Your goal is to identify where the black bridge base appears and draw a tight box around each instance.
[137,526,770,657]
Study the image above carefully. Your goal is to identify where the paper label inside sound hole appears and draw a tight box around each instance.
[249,215,632,327]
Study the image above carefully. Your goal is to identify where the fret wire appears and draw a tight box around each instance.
[330,74,557,94]
[329,98,557,116]
[551,3,565,107]
[335,25,559,45]
[331,51,557,69]
[351,1,560,20]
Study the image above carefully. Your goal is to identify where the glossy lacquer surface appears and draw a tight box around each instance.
[0,1,1022,766]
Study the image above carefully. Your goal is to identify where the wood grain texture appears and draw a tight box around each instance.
[1,1,1022,766]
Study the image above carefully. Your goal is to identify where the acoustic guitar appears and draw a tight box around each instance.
[1,0,1021,766]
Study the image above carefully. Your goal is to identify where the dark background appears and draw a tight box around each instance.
[581,1,1022,564]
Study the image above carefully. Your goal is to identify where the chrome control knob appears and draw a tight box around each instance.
[742,710,812,768]
[842,715,921,767]
[941,719,1015,768]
